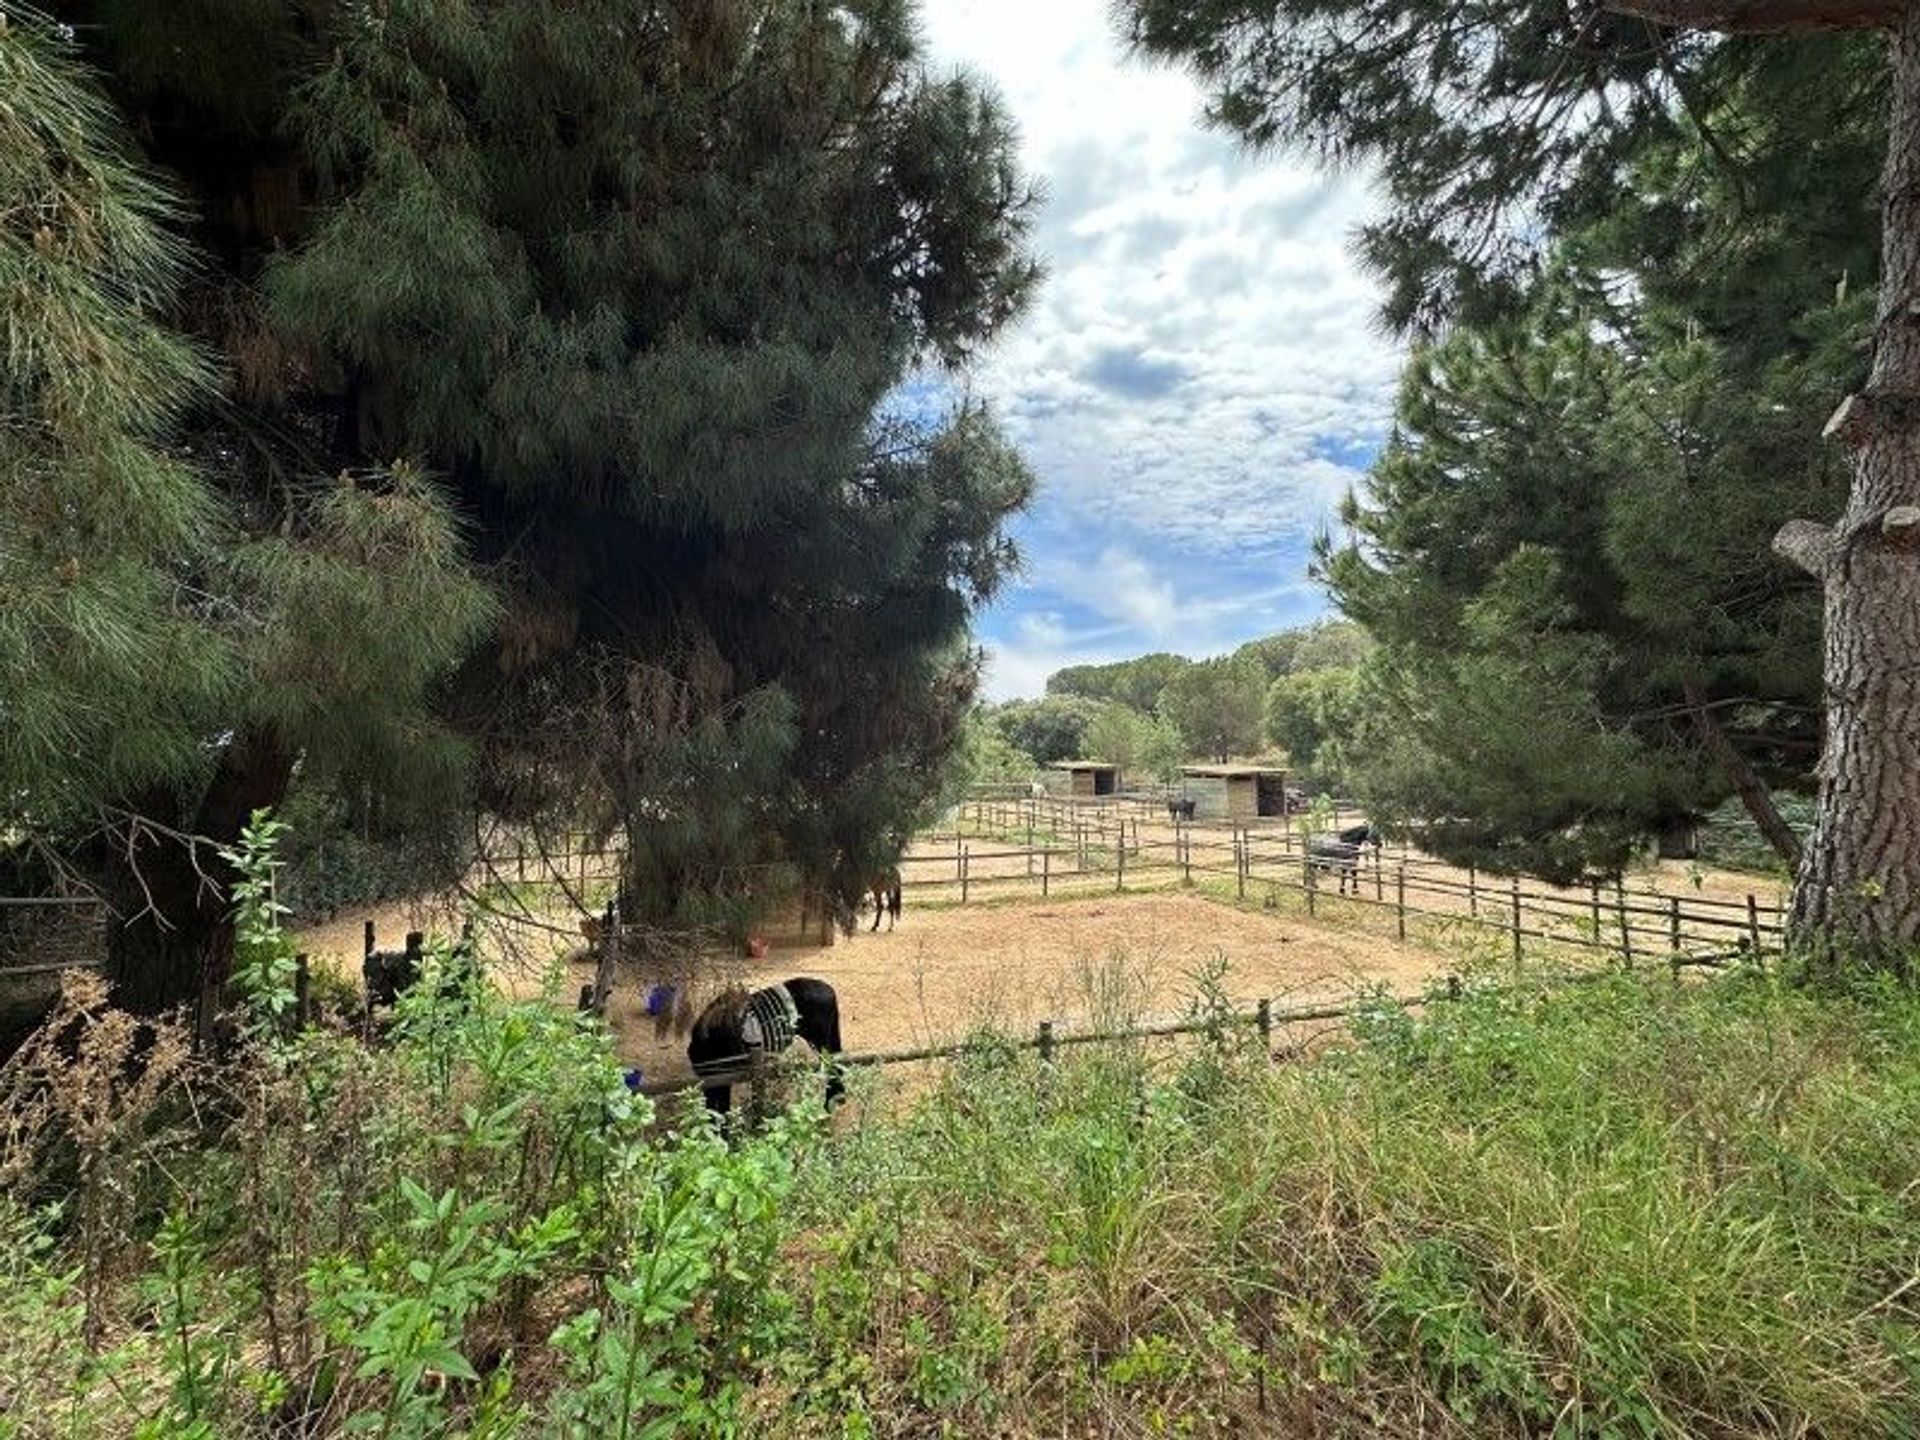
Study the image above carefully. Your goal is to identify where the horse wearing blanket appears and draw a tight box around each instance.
[686,978,845,1116]
[1307,823,1381,897]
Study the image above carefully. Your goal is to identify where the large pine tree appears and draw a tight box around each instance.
[1125,0,1920,963]
[34,0,1038,1007]
[5,9,495,1018]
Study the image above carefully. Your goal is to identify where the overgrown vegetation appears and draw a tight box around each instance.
[4,827,1914,1437]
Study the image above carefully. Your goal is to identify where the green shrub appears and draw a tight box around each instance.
[3,826,1917,1437]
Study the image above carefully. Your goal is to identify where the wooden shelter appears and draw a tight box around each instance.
[1048,760,1120,799]
[1178,764,1291,822]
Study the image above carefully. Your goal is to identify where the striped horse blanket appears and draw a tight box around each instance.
[690,983,800,1079]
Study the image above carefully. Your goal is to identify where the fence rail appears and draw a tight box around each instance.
[640,947,1756,1098]
[907,796,1786,969]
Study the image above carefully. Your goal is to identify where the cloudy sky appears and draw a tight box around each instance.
[915,0,1404,699]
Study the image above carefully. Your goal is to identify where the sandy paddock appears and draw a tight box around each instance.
[295,890,1453,1089]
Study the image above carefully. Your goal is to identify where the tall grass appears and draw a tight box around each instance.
[779,968,1920,1437]
[2,843,1917,1437]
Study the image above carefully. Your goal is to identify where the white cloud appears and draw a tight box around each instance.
[921,0,1401,697]
[1013,610,1072,647]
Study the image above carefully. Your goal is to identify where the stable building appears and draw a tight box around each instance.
[1178,764,1292,823]
[1047,760,1121,800]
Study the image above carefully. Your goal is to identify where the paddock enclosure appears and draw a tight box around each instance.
[294,889,1451,1087]
[283,785,1789,1105]
[907,791,1790,962]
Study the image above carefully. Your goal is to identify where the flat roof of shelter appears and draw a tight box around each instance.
[1179,763,1288,778]
[1049,760,1118,770]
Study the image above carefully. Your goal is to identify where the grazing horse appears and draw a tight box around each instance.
[1167,797,1197,822]
[867,869,902,932]
[1307,823,1381,896]
[686,977,845,1117]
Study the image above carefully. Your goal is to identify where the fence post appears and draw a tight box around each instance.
[1616,881,1633,968]
[955,833,963,880]
[591,905,617,1015]
[1256,998,1272,1051]
[1239,830,1250,900]
[1747,894,1762,953]
[1116,832,1126,893]
[1042,848,1050,898]
[1374,850,1384,901]
[1468,865,1478,917]
[1397,866,1407,941]
[1669,896,1682,960]
[1301,839,1313,915]
[1038,1019,1056,1064]
[961,844,971,905]
[1509,875,1522,968]
[1589,880,1602,943]
[1182,822,1192,885]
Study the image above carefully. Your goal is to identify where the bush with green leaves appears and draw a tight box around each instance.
[4,822,1918,1436]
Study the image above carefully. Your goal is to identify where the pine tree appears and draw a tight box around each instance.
[1048,653,1194,712]
[1159,656,1267,762]
[0,10,230,819]
[1125,0,1918,962]
[987,694,1106,764]
[56,0,1038,996]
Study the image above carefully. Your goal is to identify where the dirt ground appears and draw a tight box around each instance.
[294,889,1451,1087]
[290,803,1788,1094]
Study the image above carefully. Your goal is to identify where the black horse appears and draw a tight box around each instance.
[1306,823,1381,896]
[1167,797,1197,822]
[686,977,845,1117]
[867,870,902,932]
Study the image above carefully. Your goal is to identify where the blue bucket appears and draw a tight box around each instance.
[623,1068,645,1092]
[644,983,676,1018]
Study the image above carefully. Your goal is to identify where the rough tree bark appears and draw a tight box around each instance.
[1604,0,1920,962]
[1767,2,1920,962]
[97,729,293,1021]
[1680,675,1804,869]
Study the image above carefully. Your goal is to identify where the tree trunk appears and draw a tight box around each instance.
[98,729,293,1021]
[1771,3,1920,965]
[1680,675,1804,868]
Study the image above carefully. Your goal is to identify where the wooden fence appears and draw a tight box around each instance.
[908,795,1786,970]
[639,946,1755,1099]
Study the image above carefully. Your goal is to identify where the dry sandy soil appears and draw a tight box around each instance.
[290,804,1788,1096]
[295,889,1451,1087]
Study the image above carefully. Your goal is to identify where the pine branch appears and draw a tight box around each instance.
[1602,0,1902,34]
[1772,518,1837,575]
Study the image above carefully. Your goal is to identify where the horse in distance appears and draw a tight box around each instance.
[1306,822,1381,897]
[867,868,902,932]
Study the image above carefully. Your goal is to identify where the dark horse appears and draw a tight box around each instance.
[867,869,902,932]
[686,977,845,1117]
[1307,823,1381,896]
[1166,797,1197,822]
